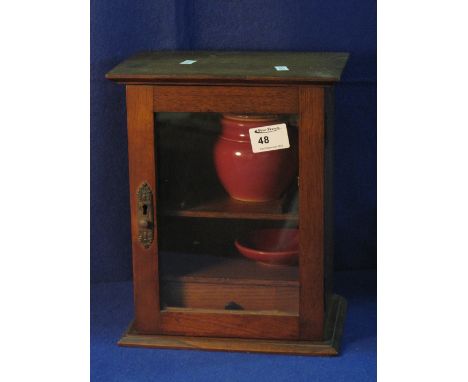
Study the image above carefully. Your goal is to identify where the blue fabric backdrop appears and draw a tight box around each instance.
[91,0,376,282]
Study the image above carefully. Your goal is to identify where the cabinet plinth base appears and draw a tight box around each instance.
[118,294,346,356]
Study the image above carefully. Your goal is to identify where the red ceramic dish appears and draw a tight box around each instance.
[235,228,299,265]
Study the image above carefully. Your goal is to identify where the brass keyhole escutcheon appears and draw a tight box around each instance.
[137,182,154,248]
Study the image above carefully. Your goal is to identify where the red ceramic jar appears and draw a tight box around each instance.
[213,114,297,202]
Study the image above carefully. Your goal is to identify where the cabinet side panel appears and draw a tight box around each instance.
[298,86,325,340]
[324,87,335,312]
[126,85,160,332]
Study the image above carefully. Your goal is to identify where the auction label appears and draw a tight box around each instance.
[249,123,290,153]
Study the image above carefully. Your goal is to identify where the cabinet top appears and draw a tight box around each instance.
[105,51,349,85]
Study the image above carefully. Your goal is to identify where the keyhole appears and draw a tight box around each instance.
[142,204,148,215]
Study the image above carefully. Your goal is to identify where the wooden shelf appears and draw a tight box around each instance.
[161,194,298,221]
[159,252,299,313]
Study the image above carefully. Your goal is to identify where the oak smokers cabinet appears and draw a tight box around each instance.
[106,52,348,355]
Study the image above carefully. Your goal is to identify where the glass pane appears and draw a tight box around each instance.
[155,112,299,314]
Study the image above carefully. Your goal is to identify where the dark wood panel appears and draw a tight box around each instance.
[159,251,299,313]
[162,281,298,313]
[119,295,347,355]
[159,252,298,284]
[324,87,335,311]
[157,217,297,262]
[158,309,299,340]
[298,86,325,340]
[153,85,298,113]
[126,85,160,333]
[106,51,349,85]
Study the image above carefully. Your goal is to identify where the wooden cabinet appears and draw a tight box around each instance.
[106,51,348,355]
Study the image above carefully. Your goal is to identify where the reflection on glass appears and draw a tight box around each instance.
[155,113,299,314]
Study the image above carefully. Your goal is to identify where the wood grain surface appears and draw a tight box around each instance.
[158,309,299,340]
[106,51,349,85]
[153,85,298,113]
[298,86,325,340]
[324,87,335,311]
[159,252,299,313]
[126,85,160,333]
[119,295,346,355]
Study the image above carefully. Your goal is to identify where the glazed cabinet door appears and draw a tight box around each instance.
[126,84,326,340]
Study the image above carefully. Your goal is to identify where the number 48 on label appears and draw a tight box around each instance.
[249,123,290,153]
